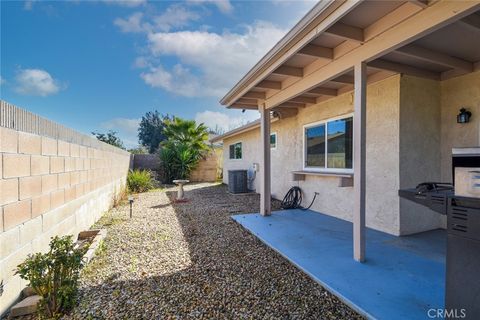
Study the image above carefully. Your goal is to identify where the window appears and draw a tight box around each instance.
[229,142,242,159]
[270,133,277,149]
[304,115,353,172]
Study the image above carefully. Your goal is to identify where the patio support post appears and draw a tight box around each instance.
[353,61,366,262]
[259,103,272,216]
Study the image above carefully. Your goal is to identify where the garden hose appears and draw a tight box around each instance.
[281,186,319,211]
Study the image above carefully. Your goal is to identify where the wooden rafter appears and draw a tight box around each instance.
[330,74,355,84]
[297,44,333,59]
[272,65,304,77]
[263,1,479,109]
[325,22,364,42]
[256,80,282,90]
[237,98,259,105]
[368,59,440,80]
[308,87,338,96]
[243,91,266,99]
[395,44,473,71]
[409,0,428,8]
[289,96,317,104]
[278,101,306,108]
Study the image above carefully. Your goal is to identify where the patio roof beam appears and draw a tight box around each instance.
[395,44,473,72]
[272,66,304,77]
[243,91,266,100]
[325,22,364,42]
[264,1,480,109]
[353,61,366,263]
[368,59,441,80]
[297,44,333,60]
[256,80,282,90]
[308,87,338,96]
[289,96,317,104]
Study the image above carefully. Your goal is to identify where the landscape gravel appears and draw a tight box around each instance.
[64,183,362,319]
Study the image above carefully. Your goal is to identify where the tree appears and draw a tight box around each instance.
[138,111,171,154]
[159,117,210,182]
[128,146,148,154]
[91,130,125,149]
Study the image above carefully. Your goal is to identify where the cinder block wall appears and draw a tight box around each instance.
[0,101,130,315]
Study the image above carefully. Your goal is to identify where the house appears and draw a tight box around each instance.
[212,1,480,317]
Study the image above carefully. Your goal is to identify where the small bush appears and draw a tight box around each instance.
[127,169,154,193]
[16,235,87,319]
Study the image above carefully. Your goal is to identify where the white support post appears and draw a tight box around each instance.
[259,103,272,216]
[353,62,366,262]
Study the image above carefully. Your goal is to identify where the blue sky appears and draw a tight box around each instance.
[0,0,315,148]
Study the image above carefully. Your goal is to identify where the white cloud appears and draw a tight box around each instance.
[154,5,200,32]
[14,68,62,96]
[0,76,5,85]
[195,110,259,132]
[187,0,233,14]
[102,0,146,8]
[101,117,140,148]
[142,21,287,97]
[114,12,148,33]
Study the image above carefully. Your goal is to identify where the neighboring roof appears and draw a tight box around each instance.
[210,116,280,143]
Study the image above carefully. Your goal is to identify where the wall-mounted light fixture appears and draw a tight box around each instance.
[457,108,472,124]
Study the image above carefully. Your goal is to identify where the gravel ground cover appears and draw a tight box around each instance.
[65,183,362,319]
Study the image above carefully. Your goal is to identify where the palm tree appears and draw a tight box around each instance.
[159,117,210,182]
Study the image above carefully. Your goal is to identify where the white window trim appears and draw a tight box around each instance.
[270,132,277,150]
[302,113,354,174]
[228,141,243,160]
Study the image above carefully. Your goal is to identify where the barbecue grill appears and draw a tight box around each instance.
[399,147,480,319]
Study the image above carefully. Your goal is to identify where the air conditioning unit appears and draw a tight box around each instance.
[228,170,248,194]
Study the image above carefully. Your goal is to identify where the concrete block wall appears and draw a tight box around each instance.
[0,101,130,315]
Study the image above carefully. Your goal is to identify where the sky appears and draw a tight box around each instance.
[0,0,315,148]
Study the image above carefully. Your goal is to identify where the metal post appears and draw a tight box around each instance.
[353,62,367,262]
[128,196,134,218]
[259,103,271,216]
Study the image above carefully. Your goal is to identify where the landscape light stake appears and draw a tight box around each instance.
[128,196,134,218]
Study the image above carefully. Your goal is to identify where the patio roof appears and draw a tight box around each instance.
[233,209,446,320]
[221,1,480,113]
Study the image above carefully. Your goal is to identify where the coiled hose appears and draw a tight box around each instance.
[280,186,319,210]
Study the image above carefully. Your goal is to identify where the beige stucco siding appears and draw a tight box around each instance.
[221,72,480,236]
[223,75,402,234]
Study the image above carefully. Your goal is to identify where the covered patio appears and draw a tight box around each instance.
[233,209,446,320]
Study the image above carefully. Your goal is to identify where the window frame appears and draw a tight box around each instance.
[302,113,354,174]
[270,132,277,150]
[228,141,243,160]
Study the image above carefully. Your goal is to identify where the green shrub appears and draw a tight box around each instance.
[15,235,87,319]
[127,169,154,193]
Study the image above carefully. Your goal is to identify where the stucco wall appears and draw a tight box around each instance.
[0,104,130,315]
[440,71,480,182]
[221,72,480,236]
[223,75,402,234]
[399,76,445,234]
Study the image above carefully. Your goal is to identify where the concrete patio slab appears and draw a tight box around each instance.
[232,209,446,320]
